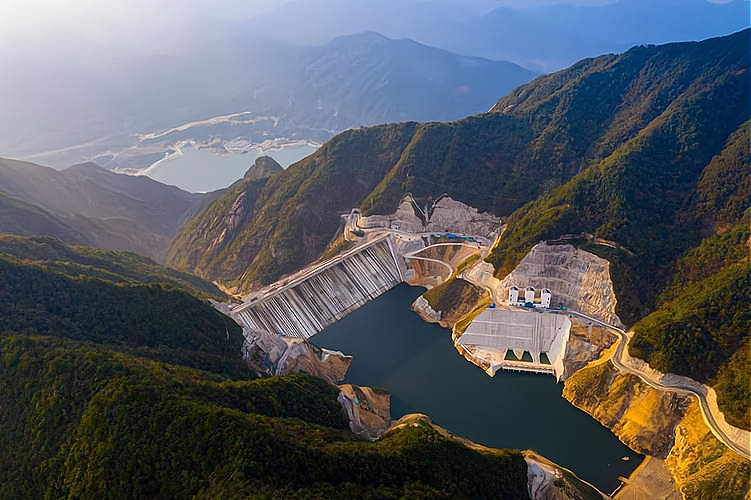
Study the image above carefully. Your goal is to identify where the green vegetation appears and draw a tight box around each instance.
[0,338,529,499]
[166,31,751,438]
[169,32,749,310]
[487,69,749,325]
[657,224,749,305]
[168,124,420,287]
[630,262,750,428]
[680,451,751,500]
[713,339,751,429]
[0,238,531,498]
[0,251,245,377]
[0,233,226,299]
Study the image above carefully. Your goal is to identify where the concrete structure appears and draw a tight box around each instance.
[507,285,553,309]
[457,308,571,380]
[524,286,536,305]
[541,288,552,308]
[232,235,407,340]
[499,242,622,327]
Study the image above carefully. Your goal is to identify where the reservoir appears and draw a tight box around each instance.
[147,143,318,193]
[312,283,642,494]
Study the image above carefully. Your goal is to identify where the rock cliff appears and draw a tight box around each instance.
[499,242,622,327]
[563,360,751,498]
[243,328,352,384]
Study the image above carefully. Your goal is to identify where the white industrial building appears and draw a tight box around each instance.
[508,286,552,309]
[457,307,571,380]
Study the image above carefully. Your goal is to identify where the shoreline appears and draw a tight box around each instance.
[119,139,321,178]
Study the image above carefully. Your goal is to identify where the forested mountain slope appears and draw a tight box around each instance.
[169,30,749,297]
[0,233,226,299]
[0,250,244,375]
[0,244,531,499]
[0,158,207,261]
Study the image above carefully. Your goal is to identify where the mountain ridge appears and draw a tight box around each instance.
[168,30,749,295]
[1,32,536,170]
[0,157,209,261]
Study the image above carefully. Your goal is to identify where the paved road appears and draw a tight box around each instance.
[402,242,481,277]
[570,311,750,461]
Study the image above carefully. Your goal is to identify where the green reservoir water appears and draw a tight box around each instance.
[312,284,642,494]
[147,144,318,193]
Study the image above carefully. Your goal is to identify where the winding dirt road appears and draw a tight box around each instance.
[570,311,750,461]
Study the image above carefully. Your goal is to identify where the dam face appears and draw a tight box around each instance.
[234,237,406,339]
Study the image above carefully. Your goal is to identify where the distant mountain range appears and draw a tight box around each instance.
[0,158,210,261]
[242,0,749,70]
[0,32,535,170]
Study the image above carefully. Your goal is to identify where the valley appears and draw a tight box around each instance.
[228,195,749,496]
[0,13,748,499]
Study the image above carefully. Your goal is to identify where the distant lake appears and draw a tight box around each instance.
[147,144,318,193]
[312,284,642,495]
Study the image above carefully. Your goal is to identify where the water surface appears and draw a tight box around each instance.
[312,284,642,494]
[148,144,318,193]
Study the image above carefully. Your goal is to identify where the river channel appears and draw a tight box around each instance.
[311,283,642,494]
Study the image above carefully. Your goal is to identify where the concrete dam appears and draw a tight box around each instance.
[232,235,407,339]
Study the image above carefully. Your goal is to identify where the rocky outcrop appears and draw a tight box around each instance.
[563,360,689,458]
[338,384,393,441]
[411,295,442,323]
[666,400,751,499]
[360,194,502,240]
[242,328,352,384]
[499,243,622,327]
[560,320,617,381]
[563,360,751,498]
[243,155,283,182]
[208,157,283,253]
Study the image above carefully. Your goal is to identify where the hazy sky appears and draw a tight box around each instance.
[0,0,746,65]
[0,0,743,38]
[0,0,737,39]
